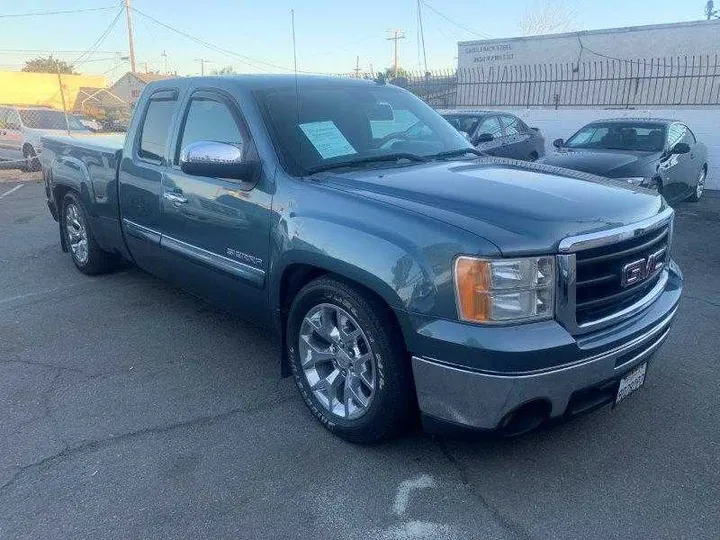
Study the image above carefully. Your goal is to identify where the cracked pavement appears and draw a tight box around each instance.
[1,180,719,539]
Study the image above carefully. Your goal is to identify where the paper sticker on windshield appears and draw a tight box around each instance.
[299,121,357,159]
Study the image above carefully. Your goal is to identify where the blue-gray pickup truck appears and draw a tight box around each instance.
[41,75,682,443]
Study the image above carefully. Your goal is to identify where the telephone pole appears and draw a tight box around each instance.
[417,0,428,73]
[386,29,405,77]
[354,55,361,78]
[195,58,210,75]
[123,0,137,73]
[161,50,168,74]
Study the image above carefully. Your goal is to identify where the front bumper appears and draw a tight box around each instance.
[410,263,682,432]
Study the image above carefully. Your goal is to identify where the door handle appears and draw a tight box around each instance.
[163,192,188,205]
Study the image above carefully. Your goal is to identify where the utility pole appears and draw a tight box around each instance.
[143,61,149,73]
[417,0,428,74]
[195,58,210,76]
[354,55,361,78]
[386,29,405,77]
[291,10,298,75]
[123,0,137,73]
[161,50,168,74]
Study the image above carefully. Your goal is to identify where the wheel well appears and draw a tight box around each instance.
[278,263,409,376]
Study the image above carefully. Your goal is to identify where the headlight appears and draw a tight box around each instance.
[454,256,555,324]
[618,177,646,186]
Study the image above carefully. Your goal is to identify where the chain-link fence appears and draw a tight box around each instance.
[0,70,130,178]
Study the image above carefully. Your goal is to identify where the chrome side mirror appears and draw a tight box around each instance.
[179,140,259,182]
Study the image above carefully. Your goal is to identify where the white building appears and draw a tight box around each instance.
[109,72,173,106]
[458,19,720,69]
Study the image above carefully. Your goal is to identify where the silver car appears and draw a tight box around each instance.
[0,106,89,171]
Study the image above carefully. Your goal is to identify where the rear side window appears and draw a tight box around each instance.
[666,123,686,149]
[681,126,696,145]
[177,97,244,159]
[500,115,526,135]
[138,97,177,162]
[477,117,503,139]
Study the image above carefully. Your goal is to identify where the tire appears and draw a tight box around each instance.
[687,165,707,202]
[286,277,414,444]
[61,192,116,275]
[23,145,41,173]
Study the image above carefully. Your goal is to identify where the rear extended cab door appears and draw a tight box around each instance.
[158,82,272,324]
[118,84,183,274]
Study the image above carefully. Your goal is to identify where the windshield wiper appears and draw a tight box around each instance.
[306,153,428,174]
[431,148,484,160]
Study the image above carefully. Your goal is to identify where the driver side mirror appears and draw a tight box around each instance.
[475,132,493,144]
[180,141,259,183]
[553,138,564,148]
[670,142,690,154]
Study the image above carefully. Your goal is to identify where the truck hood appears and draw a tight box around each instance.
[537,148,659,177]
[319,158,665,255]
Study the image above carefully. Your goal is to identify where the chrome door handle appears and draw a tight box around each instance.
[163,192,188,205]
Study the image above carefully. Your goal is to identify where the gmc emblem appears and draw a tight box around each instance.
[620,247,667,287]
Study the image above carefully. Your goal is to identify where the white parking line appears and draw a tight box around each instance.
[0,184,23,200]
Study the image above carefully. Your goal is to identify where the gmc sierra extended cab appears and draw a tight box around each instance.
[42,75,682,443]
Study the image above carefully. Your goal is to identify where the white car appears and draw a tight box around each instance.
[0,105,90,171]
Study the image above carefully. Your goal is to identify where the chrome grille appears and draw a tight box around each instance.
[555,208,674,335]
[574,225,669,325]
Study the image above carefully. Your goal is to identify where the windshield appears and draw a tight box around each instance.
[564,122,666,152]
[19,110,88,131]
[254,83,472,175]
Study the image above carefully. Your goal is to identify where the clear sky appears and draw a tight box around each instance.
[0,0,707,81]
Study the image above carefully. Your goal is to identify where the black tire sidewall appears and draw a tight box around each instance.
[61,192,109,274]
[287,278,411,443]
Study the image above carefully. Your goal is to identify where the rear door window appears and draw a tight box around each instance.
[138,94,177,162]
[477,117,503,139]
[500,115,524,136]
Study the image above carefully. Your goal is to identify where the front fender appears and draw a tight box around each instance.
[269,185,501,323]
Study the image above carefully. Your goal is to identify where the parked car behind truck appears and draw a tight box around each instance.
[539,118,708,203]
[0,105,89,171]
[439,109,545,161]
[42,76,682,443]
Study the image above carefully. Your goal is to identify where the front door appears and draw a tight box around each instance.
[159,90,272,324]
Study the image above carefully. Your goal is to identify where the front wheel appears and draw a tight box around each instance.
[287,277,414,444]
[687,166,706,202]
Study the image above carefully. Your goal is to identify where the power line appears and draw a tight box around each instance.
[130,7,298,73]
[420,1,490,39]
[0,6,117,19]
[72,8,125,68]
[0,48,118,55]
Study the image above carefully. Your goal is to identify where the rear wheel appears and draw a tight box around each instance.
[287,277,414,444]
[687,166,706,202]
[61,192,117,275]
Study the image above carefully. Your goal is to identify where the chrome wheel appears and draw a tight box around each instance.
[696,168,706,199]
[65,203,88,264]
[298,303,376,420]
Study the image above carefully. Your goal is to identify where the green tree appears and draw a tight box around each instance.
[212,65,237,75]
[22,55,77,75]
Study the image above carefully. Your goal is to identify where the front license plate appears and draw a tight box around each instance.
[615,362,647,406]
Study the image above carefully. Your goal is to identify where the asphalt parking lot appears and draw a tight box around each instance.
[1,178,719,540]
